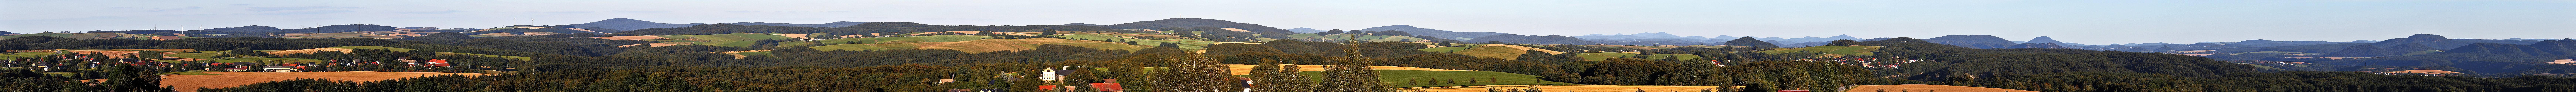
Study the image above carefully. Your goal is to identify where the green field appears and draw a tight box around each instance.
[1244,70,1577,87]
[1755,45,1883,56]
[45,72,78,77]
[0,52,56,59]
[1574,52,1705,61]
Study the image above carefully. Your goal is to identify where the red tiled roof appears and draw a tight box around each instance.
[1090,83,1125,91]
[1039,85,1058,92]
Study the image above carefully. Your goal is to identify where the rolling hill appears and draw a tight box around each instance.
[1288,33,1437,42]
[0,33,202,40]
[566,18,709,31]
[274,32,405,39]
[805,38,1152,53]
[1355,25,1513,39]
[1103,18,1295,34]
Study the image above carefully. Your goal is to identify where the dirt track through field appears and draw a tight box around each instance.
[157,72,492,92]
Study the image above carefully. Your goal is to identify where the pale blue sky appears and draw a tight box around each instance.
[3,0,2569,44]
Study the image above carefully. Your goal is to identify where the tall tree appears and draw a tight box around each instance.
[1154,53,1231,92]
[1318,39,1393,92]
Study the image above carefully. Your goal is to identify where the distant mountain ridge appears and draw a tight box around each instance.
[567,18,709,31]
[1922,35,2018,49]
[274,24,398,33]
[1355,25,1511,39]
[1102,18,1294,34]
[201,25,281,32]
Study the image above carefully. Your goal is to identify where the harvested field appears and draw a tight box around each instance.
[1843,84,2038,92]
[1219,28,1253,32]
[2384,70,2461,74]
[1406,85,1740,92]
[158,72,492,92]
[712,50,775,59]
[1443,44,1568,59]
[1223,64,1467,75]
[775,33,811,39]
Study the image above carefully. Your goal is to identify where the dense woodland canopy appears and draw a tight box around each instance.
[2,22,2573,92]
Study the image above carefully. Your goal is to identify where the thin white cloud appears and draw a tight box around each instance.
[256,10,353,15]
[246,6,360,11]
[398,10,463,14]
[614,10,669,13]
[542,11,595,13]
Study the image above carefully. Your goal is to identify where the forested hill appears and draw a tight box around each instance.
[1846,37,2257,79]
[1103,18,1296,35]
[715,22,872,28]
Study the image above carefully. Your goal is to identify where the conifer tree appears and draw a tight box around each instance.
[1318,35,1392,92]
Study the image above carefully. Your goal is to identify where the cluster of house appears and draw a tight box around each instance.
[6,57,197,71]
[217,59,455,72]
[1733,57,1921,69]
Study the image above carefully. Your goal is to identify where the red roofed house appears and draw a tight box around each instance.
[1090,83,1125,92]
[421,59,454,67]
[1038,85,1058,92]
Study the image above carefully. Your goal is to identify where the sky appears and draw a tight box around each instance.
[4,0,2570,44]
